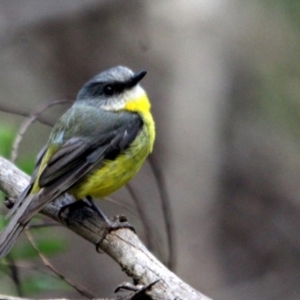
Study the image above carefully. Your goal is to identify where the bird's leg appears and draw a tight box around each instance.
[84,196,136,252]
[115,280,160,298]
[85,195,111,224]
[58,199,89,224]
[85,196,135,232]
[4,196,15,209]
[58,196,135,251]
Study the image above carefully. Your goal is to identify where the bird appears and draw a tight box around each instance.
[0,66,155,259]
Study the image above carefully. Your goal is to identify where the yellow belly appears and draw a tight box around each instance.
[70,118,153,199]
[33,92,155,200]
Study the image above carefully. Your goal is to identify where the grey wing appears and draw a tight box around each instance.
[0,144,49,259]
[0,112,142,259]
[19,112,143,224]
[6,143,49,219]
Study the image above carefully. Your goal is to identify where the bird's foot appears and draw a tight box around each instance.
[83,196,136,252]
[85,196,135,232]
[58,199,91,225]
[95,213,136,252]
[4,196,15,209]
[108,214,136,233]
[115,280,160,299]
[58,196,135,251]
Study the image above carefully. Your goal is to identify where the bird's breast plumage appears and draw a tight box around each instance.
[34,89,155,199]
[71,111,155,199]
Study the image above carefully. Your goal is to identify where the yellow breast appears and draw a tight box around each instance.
[125,91,155,152]
[72,90,155,199]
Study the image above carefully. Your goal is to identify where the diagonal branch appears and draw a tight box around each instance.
[0,156,212,300]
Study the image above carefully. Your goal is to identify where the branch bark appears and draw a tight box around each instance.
[0,156,212,300]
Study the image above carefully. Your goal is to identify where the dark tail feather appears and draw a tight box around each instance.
[6,184,32,219]
[0,195,33,259]
[0,222,26,259]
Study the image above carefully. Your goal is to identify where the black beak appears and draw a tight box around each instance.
[127,70,147,88]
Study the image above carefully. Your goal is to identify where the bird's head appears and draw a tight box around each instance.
[76,66,150,113]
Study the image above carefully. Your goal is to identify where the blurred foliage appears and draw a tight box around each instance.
[0,125,34,204]
[9,228,67,260]
[258,69,300,139]
[23,273,70,295]
[0,125,15,158]
[0,124,69,296]
[0,124,35,173]
[266,0,300,25]
[250,1,300,143]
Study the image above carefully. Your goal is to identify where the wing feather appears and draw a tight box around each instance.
[18,112,143,223]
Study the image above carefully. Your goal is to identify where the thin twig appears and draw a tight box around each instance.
[5,256,23,297]
[125,183,154,251]
[24,230,95,299]
[0,102,71,127]
[103,196,139,218]
[10,100,72,163]
[148,155,176,271]
[27,222,61,229]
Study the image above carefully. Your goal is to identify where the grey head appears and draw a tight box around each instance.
[76,66,147,110]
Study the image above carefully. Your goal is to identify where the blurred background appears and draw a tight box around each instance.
[0,0,300,299]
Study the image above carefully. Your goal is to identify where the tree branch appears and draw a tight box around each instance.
[0,156,212,300]
[0,296,116,300]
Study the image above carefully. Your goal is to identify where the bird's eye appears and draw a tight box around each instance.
[103,84,115,96]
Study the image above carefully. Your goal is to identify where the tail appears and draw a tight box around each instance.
[0,222,27,259]
[0,195,33,259]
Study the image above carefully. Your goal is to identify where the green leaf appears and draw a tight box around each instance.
[10,228,67,260]
[0,126,15,158]
[0,214,9,231]
[23,273,70,295]
[34,235,67,256]
[0,124,35,174]
[18,157,35,175]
